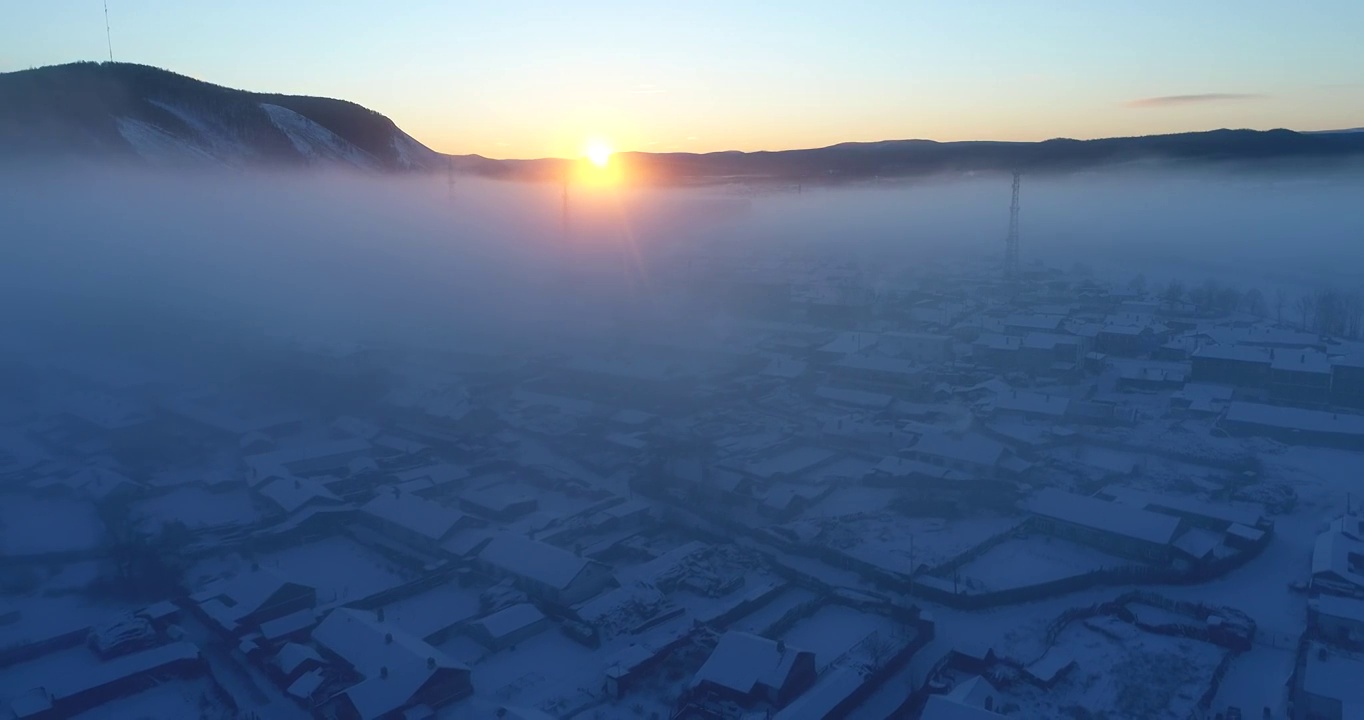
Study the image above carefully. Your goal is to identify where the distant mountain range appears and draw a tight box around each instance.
[4,62,1364,180]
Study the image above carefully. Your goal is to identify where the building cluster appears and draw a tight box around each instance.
[0,249,1359,719]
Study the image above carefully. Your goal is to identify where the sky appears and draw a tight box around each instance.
[4,1,1364,159]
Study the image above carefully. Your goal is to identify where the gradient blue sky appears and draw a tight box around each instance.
[5,1,1364,158]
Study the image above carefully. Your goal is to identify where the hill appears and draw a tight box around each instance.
[0,62,441,171]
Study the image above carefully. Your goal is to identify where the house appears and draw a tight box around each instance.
[1003,314,1064,335]
[919,694,1006,719]
[194,569,317,635]
[1094,323,1156,356]
[1332,355,1364,409]
[1191,345,1271,387]
[1312,528,1364,598]
[460,482,539,521]
[1294,643,1364,720]
[689,632,817,709]
[465,603,549,651]
[880,332,954,363]
[476,534,615,605]
[271,642,325,684]
[905,433,1007,480]
[989,390,1070,420]
[312,608,473,720]
[829,355,924,394]
[360,490,483,549]
[1310,595,1364,647]
[38,467,141,502]
[4,642,204,719]
[1026,488,1185,563]
[1221,402,1364,449]
[245,438,373,478]
[1269,348,1333,404]
[252,475,344,516]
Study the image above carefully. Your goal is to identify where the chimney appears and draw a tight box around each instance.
[776,640,786,655]
[427,657,436,670]
[380,665,389,679]
[375,607,385,622]
[385,632,393,645]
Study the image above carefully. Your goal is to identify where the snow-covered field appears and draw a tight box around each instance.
[0,494,104,555]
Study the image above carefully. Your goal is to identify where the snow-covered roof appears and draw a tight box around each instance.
[745,447,839,479]
[835,354,920,378]
[817,332,879,355]
[872,456,969,482]
[1312,594,1364,624]
[208,567,311,621]
[1313,529,1364,590]
[991,390,1069,417]
[771,665,865,720]
[477,534,596,591]
[910,433,1005,468]
[1270,348,1332,375]
[1027,488,1182,546]
[814,385,893,409]
[1172,528,1222,559]
[919,694,1005,719]
[1301,642,1364,713]
[256,475,340,514]
[287,668,326,699]
[1004,314,1063,332]
[274,642,323,676]
[1225,402,1364,437]
[471,603,545,641]
[690,631,812,696]
[1101,487,1263,528]
[391,463,469,487]
[1191,344,1271,364]
[312,608,468,720]
[361,491,471,542]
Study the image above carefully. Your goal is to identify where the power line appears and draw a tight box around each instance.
[103,1,114,62]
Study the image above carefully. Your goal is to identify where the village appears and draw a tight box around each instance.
[0,248,1361,720]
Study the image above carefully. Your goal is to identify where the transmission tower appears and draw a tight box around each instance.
[1004,172,1021,280]
[103,1,114,61]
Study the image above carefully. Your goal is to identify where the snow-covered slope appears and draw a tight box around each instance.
[260,103,381,169]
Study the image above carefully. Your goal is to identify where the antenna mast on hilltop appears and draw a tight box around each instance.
[103,1,114,62]
[1004,171,1021,280]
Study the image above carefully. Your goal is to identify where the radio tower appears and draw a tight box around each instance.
[1004,172,1021,280]
[103,1,114,61]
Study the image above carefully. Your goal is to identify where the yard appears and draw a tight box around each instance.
[1004,615,1227,720]
[780,604,897,671]
[813,512,1019,576]
[954,535,1128,593]
[257,536,410,605]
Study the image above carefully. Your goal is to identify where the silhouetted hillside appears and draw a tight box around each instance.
[0,62,440,170]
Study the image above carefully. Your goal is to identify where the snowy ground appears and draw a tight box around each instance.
[817,512,1020,575]
[70,678,233,720]
[131,486,262,532]
[381,581,482,641]
[0,494,104,555]
[257,536,410,605]
[457,629,603,717]
[728,587,819,636]
[1005,615,1227,719]
[780,604,893,671]
[955,535,1127,592]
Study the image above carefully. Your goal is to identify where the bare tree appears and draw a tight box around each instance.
[1162,279,1185,307]
[1127,273,1147,296]
[1241,288,1267,317]
[1296,293,1317,331]
[1345,290,1364,339]
[1274,287,1288,325]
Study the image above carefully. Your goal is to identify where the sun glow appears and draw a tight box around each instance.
[586,139,613,168]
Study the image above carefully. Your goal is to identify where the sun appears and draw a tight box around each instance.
[586,139,613,168]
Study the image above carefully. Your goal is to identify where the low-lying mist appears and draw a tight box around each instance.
[4,162,1363,361]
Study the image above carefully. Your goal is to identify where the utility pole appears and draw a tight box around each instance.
[1005,171,1021,281]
